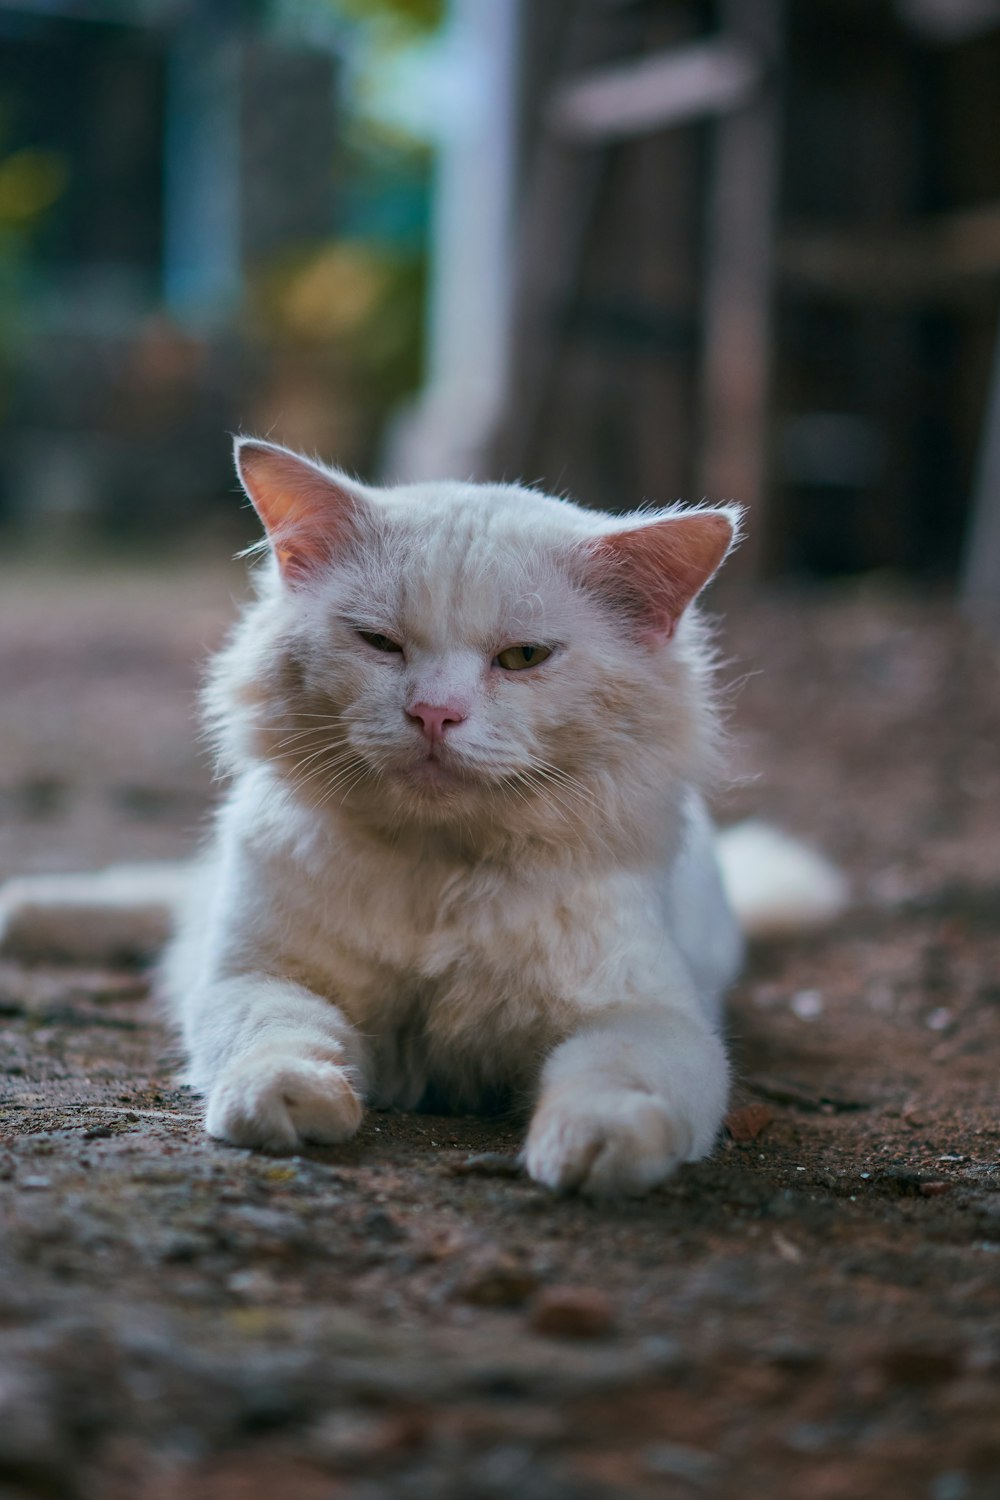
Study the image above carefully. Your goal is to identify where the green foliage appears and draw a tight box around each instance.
[248,237,426,404]
[323,0,445,35]
[0,138,69,406]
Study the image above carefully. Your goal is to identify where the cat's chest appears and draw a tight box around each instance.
[250,826,607,1010]
[308,850,569,977]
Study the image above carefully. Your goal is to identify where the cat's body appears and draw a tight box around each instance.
[169,770,741,1118]
[0,442,846,1194]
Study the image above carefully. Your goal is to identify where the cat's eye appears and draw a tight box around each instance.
[357,630,403,654]
[495,643,553,672]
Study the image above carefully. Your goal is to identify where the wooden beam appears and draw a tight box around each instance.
[779,202,1000,303]
[547,38,762,143]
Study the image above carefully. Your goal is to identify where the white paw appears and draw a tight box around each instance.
[205,1049,363,1152]
[524,1088,693,1197]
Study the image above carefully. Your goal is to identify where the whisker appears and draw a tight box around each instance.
[268,733,351,756]
[281,752,364,800]
[280,739,356,770]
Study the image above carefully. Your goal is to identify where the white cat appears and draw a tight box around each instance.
[0,441,846,1194]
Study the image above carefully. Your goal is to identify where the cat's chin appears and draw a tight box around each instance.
[399,757,470,796]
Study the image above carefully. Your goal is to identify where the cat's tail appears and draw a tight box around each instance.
[715,821,849,940]
[0,864,189,963]
[0,828,848,960]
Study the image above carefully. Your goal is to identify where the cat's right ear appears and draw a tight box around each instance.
[234,438,364,584]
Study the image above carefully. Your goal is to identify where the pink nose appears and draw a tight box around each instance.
[406,701,467,742]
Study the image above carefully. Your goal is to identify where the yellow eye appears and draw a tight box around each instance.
[495,643,552,672]
[358,630,403,653]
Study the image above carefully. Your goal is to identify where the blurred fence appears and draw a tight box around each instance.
[0,0,998,610]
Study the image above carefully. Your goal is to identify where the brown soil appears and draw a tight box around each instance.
[1,563,998,1500]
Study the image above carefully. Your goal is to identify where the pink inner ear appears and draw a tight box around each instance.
[588,511,735,640]
[235,440,361,583]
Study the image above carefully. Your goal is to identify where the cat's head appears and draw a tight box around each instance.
[209,439,740,859]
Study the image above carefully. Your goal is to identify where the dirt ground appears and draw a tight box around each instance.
[0,560,997,1500]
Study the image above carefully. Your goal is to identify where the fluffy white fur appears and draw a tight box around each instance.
[168,443,745,1193]
[0,442,845,1194]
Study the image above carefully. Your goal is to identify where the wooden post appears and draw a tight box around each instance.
[489,4,628,483]
[696,0,782,577]
[961,309,1000,632]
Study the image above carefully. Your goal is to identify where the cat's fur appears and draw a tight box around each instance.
[171,438,741,1196]
[0,440,847,1195]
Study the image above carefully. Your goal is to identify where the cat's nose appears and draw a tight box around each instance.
[406,701,467,743]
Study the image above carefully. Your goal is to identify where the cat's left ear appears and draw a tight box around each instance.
[234,438,366,584]
[585,506,741,642]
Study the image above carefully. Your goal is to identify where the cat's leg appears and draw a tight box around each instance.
[179,975,368,1152]
[523,1006,728,1197]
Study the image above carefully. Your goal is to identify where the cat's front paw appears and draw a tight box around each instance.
[205,1049,363,1152]
[524,1087,693,1197]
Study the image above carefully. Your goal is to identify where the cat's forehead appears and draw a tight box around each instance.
[359,481,592,638]
[377,478,591,537]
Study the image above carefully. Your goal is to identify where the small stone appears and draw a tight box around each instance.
[309,1410,427,1469]
[772,1231,803,1263]
[529,1286,615,1339]
[724,1102,775,1143]
[884,1168,930,1195]
[227,1269,280,1302]
[158,1231,209,1264]
[932,1472,970,1500]
[918,1180,952,1197]
[448,1152,523,1179]
[878,1343,962,1386]
[764,1340,825,1371]
[456,1256,539,1308]
[361,1207,407,1243]
[642,1441,721,1484]
[790,989,824,1020]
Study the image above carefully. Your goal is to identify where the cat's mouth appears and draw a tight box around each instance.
[394,742,508,798]
[404,752,467,792]
[388,742,538,801]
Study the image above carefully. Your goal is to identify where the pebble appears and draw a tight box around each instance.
[361,1207,408,1243]
[642,1441,721,1483]
[456,1257,539,1309]
[790,989,824,1021]
[724,1102,775,1143]
[448,1152,524,1179]
[529,1287,615,1339]
[878,1342,962,1386]
[932,1472,970,1500]
[309,1409,427,1469]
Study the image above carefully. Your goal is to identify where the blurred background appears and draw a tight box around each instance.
[2,16,1000,1489]
[1,0,999,886]
[0,0,997,607]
